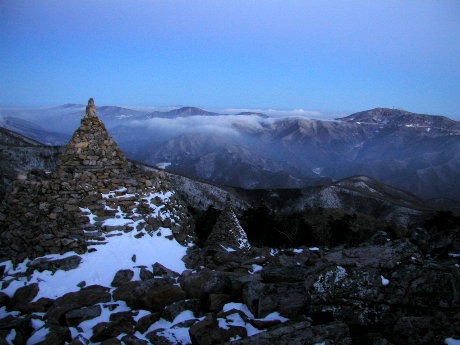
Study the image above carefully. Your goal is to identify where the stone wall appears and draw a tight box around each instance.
[0,99,195,262]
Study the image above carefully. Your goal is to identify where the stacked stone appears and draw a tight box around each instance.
[205,197,251,250]
[0,99,195,262]
[0,169,89,262]
[57,98,128,182]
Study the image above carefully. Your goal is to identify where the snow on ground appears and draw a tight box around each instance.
[1,189,187,301]
[156,162,172,169]
[1,227,188,300]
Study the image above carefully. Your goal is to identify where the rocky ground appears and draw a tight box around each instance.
[1,207,459,344]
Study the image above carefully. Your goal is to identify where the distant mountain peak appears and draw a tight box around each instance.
[337,108,459,130]
[147,106,219,118]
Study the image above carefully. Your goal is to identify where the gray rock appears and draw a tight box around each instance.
[135,313,161,333]
[7,283,39,312]
[162,299,201,322]
[113,279,186,311]
[47,285,111,321]
[0,293,9,307]
[152,262,180,278]
[111,269,134,287]
[65,305,102,327]
[90,318,135,342]
[33,320,71,345]
[223,321,351,345]
[179,269,232,299]
[27,255,82,273]
[139,267,154,281]
[100,338,123,345]
[189,314,247,345]
[261,266,310,283]
[256,282,307,318]
[0,315,33,345]
[121,334,149,345]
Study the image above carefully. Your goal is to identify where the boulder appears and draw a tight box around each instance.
[139,267,154,281]
[135,313,161,334]
[189,314,247,345]
[261,266,310,283]
[145,329,177,345]
[90,318,135,342]
[111,269,134,287]
[162,299,201,322]
[0,315,33,345]
[223,321,351,345]
[65,305,102,327]
[33,320,71,345]
[100,338,122,345]
[179,269,232,299]
[152,262,180,278]
[113,279,186,311]
[0,293,10,307]
[27,255,82,272]
[7,283,39,312]
[47,285,111,322]
[121,334,149,345]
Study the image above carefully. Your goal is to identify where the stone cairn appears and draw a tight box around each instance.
[57,98,128,179]
[0,99,194,263]
[205,196,251,251]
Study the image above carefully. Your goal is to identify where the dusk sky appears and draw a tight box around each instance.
[1,0,460,118]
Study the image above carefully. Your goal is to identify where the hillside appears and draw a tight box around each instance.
[0,100,459,345]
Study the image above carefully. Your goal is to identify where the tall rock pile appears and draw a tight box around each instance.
[0,99,194,262]
[57,98,128,179]
[206,197,251,250]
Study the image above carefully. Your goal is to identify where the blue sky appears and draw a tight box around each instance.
[1,0,460,118]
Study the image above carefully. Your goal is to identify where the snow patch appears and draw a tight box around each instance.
[312,167,323,175]
[156,162,172,169]
[381,275,390,286]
